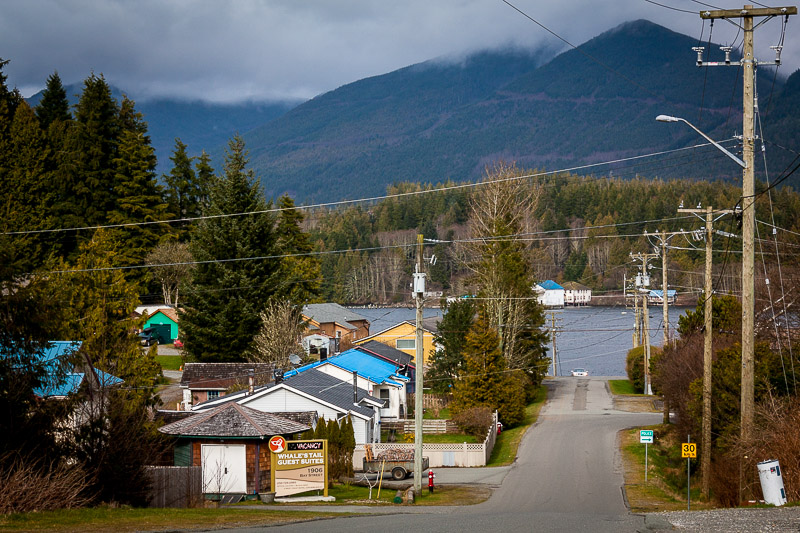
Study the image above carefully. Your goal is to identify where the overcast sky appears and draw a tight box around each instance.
[2,0,797,103]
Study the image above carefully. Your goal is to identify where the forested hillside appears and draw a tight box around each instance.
[237,20,799,202]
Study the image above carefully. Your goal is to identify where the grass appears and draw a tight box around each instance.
[423,408,451,419]
[620,424,714,512]
[0,507,339,532]
[608,379,637,395]
[320,482,489,506]
[487,385,548,466]
[156,355,183,371]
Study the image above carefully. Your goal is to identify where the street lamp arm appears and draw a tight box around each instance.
[655,115,747,169]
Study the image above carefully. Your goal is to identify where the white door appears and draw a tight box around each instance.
[201,444,246,493]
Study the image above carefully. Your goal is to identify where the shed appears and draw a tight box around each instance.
[143,308,179,343]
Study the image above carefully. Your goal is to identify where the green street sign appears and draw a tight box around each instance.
[640,430,654,443]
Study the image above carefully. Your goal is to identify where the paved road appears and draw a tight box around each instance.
[219,377,662,532]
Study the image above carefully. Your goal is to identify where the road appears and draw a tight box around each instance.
[219,377,663,532]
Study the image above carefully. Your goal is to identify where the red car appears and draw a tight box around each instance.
[173,339,184,348]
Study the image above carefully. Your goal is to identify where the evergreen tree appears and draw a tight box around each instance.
[3,101,54,272]
[427,298,475,392]
[35,71,71,129]
[182,136,280,362]
[452,309,525,427]
[164,138,201,239]
[275,195,321,303]
[195,149,216,207]
[108,127,169,274]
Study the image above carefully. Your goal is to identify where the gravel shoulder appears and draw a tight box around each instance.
[650,507,800,532]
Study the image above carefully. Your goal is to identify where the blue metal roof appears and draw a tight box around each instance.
[285,348,409,387]
[649,290,677,297]
[28,341,123,398]
[538,280,564,290]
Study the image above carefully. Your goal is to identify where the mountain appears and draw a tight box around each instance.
[26,85,301,175]
[235,20,796,202]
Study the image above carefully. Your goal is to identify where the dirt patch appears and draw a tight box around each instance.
[613,395,660,413]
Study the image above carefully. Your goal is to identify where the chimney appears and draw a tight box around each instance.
[353,370,358,405]
[274,368,284,384]
[248,368,254,395]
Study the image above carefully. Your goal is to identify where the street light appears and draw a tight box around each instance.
[655,115,746,169]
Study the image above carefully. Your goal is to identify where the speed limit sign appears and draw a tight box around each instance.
[682,442,697,458]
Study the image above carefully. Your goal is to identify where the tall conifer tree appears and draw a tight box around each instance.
[35,71,71,129]
[275,195,321,303]
[182,136,280,362]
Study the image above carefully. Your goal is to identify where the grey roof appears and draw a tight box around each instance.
[302,303,369,330]
[422,317,440,333]
[561,281,591,291]
[158,402,309,438]
[356,341,414,367]
[180,363,273,389]
[196,368,380,419]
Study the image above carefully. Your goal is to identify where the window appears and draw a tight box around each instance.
[207,390,220,400]
[379,389,390,400]
[396,339,415,350]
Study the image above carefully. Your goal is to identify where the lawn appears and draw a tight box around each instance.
[0,507,338,532]
[156,355,183,371]
[487,385,548,466]
[608,379,637,395]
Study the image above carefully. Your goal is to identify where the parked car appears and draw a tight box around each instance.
[173,339,184,348]
[139,327,158,347]
[571,368,589,377]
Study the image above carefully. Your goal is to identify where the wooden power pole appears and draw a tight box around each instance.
[413,233,425,494]
[698,2,796,456]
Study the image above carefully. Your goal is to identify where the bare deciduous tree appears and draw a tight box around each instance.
[146,241,193,306]
[248,300,306,368]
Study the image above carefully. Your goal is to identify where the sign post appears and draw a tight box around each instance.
[640,430,654,482]
[682,436,696,510]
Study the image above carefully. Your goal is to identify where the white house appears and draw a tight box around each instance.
[534,280,566,307]
[561,281,592,306]
[192,368,383,445]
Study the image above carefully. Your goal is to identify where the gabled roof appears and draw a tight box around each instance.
[158,402,309,438]
[146,308,179,323]
[561,281,591,291]
[356,341,414,368]
[356,319,437,343]
[195,368,381,419]
[302,303,369,330]
[285,348,409,388]
[181,362,273,390]
[537,280,565,291]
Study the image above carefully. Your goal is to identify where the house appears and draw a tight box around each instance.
[302,303,370,353]
[158,402,310,495]
[284,347,410,420]
[534,280,565,307]
[141,308,180,344]
[648,289,677,305]
[353,317,439,367]
[32,341,123,399]
[180,363,274,409]
[192,368,384,444]
[561,281,592,306]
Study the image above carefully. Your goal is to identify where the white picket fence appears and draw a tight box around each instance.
[354,411,498,469]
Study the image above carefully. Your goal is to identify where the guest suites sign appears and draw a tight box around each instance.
[270,439,328,497]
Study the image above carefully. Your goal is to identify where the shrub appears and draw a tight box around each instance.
[0,456,91,514]
[625,345,660,394]
[452,407,493,439]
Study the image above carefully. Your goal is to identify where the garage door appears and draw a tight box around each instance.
[201,444,246,494]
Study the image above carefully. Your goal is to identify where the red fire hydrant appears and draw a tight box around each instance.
[428,469,435,493]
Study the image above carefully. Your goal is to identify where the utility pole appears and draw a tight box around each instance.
[413,233,425,495]
[698,3,796,458]
[661,230,670,347]
[548,311,561,376]
[631,252,658,394]
[679,205,734,499]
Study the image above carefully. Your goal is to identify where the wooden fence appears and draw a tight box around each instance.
[382,419,459,434]
[146,466,202,508]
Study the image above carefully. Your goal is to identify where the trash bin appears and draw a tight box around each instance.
[757,459,787,506]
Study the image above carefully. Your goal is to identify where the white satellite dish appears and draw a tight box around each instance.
[289,354,301,365]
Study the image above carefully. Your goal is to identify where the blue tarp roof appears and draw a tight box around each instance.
[538,280,564,291]
[285,348,409,387]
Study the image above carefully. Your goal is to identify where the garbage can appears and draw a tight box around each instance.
[757,459,787,506]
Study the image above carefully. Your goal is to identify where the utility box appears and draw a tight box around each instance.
[413,272,426,295]
[757,459,787,506]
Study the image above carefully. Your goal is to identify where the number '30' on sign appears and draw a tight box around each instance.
[682,443,697,458]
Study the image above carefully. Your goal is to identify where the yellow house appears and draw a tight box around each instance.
[354,318,439,367]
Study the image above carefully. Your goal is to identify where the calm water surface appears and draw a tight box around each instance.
[351,305,691,377]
